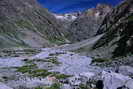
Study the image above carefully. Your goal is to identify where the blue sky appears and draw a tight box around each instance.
[37,0,123,13]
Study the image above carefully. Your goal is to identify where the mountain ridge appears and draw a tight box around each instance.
[0,0,67,48]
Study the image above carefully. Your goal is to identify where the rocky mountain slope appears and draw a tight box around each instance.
[90,0,133,59]
[0,0,67,48]
[53,12,80,38]
[66,4,112,42]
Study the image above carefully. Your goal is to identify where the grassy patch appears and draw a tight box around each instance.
[34,57,60,64]
[17,64,37,73]
[31,69,52,77]
[35,83,62,89]
[17,59,70,79]
[24,57,61,65]
[73,47,92,53]
[92,58,112,63]
[45,83,62,89]
[17,64,71,78]
[16,60,52,78]
[79,84,88,89]
[17,67,52,78]
[127,15,133,22]
[16,63,52,78]
[16,20,33,28]
[51,73,72,80]
[47,57,61,65]
[35,87,43,89]
[49,37,66,45]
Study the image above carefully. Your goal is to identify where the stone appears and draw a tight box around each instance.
[0,83,13,89]
[102,71,131,89]
[125,79,133,89]
[61,84,73,89]
[79,72,95,80]
[119,66,133,76]
[68,75,81,86]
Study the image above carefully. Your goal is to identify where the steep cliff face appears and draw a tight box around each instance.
[66,4,112,42]
[0,0,66,48]
[91,0,133,58]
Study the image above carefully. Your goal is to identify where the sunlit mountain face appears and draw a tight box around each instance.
[37,0,123,13]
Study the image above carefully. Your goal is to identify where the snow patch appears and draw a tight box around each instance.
[54,14,77,21]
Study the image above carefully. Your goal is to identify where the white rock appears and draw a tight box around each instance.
[119,66,133,76]
[0,58,24,67]
[7,77,54,88]
[80,72,95,80]
[125,79,133,89]
[102,71,131,89]
[0,82,13,89]
[61,84,72,89]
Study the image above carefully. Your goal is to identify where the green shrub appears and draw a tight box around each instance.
[51,73,72,79]
[49,37,66,45]
[92,58,112,63]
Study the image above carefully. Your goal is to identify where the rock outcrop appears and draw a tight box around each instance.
[119,66,133,76]
[102,71,133,89]
[87,0,133,59]
[0,83,13,89]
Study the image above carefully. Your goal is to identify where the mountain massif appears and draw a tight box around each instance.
[91,0,133,58]
[0,0,67,48]
[66,4,112,42]
[0,0,133,89]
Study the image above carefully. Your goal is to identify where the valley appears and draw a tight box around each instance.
[0,0,133,89]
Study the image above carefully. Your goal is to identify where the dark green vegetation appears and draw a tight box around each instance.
[35,83,62,89]
[49,52,66,56]
[17,64,71,79]
[128,15,133,21]
[25,57,61,65]
[92,58,112,63]
[92,0,133,58]
[45,83,62,89]
[17,59,71,79]
[17,64,52,77]
[49,37,66,45]
[79,84,89,89]
[46,57,61,65]
[51,73,72,80]
[0,48,41,57]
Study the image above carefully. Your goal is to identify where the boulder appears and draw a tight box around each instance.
[119,66,133,76]
[102,71,131,89]
[61,84,73,89]
[0,83,13,89]
[125,79,133,89]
